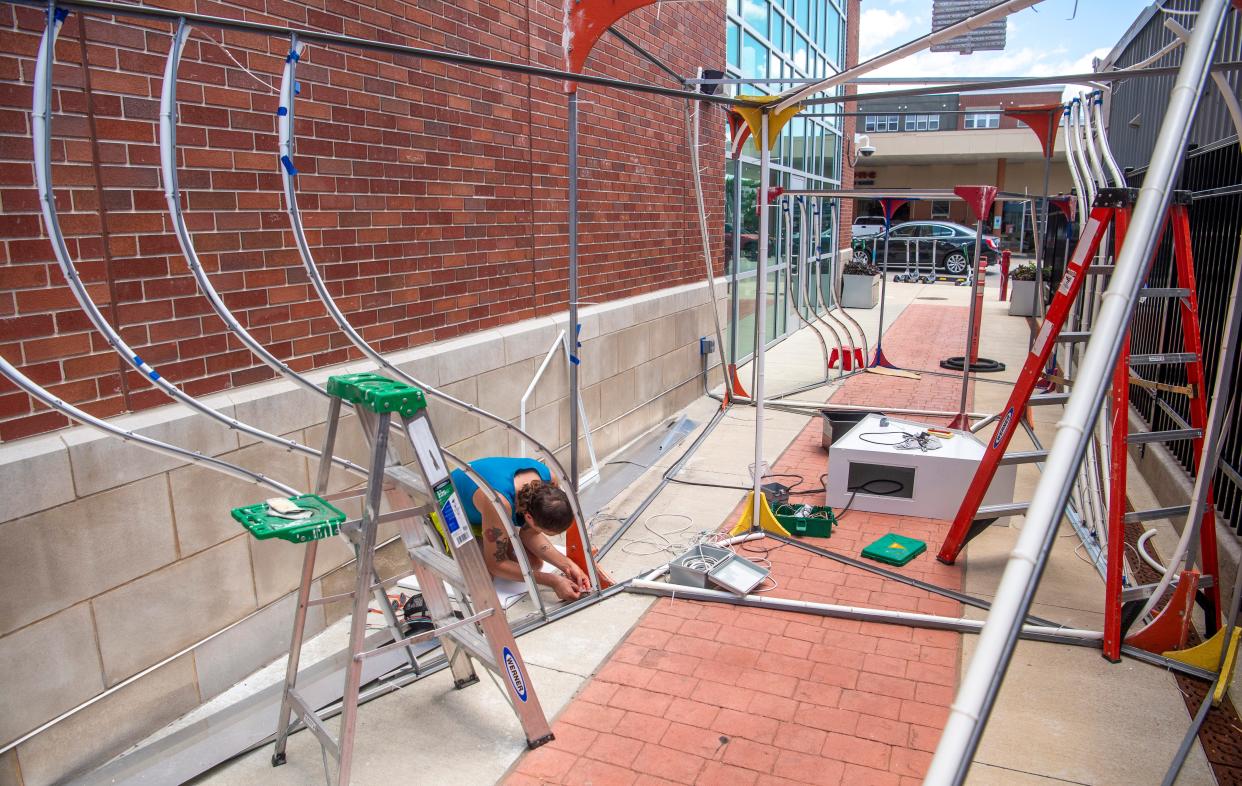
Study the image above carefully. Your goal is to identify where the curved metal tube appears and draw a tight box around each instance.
[686,97,729,397]
[1062,106,1089,222]
[1091,91,1125,186]
[31,11,360,483]
[803,198,856,368]
[824,199,869,364]
[276,40,598,591]
[1078,93,1109,189]
[781,200,834,378]
[158,25,548,608]
[1,355,297,496]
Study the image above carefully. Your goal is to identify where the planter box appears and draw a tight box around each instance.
[842,273,881,309]
[1008,279,1047,317]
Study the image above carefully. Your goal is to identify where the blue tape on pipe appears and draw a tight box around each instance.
[149,369,161,380]
[280,155,297,176]
[277,106,288,116]
[294,81,301,95]
[286,50,300,63]
[53,7,69,21]
[132,355,143,366]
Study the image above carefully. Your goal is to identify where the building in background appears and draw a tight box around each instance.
[855,87,1071,247]
[723,0,860,364]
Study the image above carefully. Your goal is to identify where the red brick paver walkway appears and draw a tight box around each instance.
[506,305,973,786]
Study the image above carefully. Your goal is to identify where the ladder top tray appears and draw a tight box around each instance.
[231,494,346,543]
[327,372,427,417]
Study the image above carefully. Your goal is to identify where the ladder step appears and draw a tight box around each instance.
[1029,393,1070,406]
[444,625,499,671]
[999,450,1048,465]
[974,501,1029,520]
[1121,574,1214,602]
[1128,352,1197,366]
[358,608,494,663]
[1138,287,1190,299]
[1127,428,1202,444]
[385,465,431,499]
[288,689,340,760]
[407,543,467,590]
[1088,264,1114,274]
[1123,505,1191,523]
[1056,331,1092,344]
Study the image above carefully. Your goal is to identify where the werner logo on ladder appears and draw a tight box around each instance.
[936,188,1222,663]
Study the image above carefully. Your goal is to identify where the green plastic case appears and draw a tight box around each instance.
[861,533,927,566]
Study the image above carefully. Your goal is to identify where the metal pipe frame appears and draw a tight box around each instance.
[802,198,859,368]
[773,0,1044,111]
[32,9,367,484]
[798,60,1242,108]
[926,2,1232,782]
[780,200,835,379]
[0,355,296,497]
[7,0,754,107]
[275,39,600,593]
[568,90,580,491]
[158,25,550,615]
[750,111,771,535]
[809,196,859,357]
[686,92,731,403]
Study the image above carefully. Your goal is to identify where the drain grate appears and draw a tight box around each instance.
[1124,521,1242,780]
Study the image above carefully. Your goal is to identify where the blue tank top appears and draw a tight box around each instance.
[449,457,552,530]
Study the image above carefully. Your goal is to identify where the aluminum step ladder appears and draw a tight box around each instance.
[232,372,553,785]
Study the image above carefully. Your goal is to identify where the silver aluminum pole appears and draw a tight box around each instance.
[956,217,986,419]
[730,157,744,367]
[687,95,730,396]
[1035,119,1053,318]
[925,1,1230,782]
[568,90,580,491]
[751,112,770,530]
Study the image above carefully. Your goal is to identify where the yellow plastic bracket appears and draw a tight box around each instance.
[729,491,791,537]
[1163,626,1242,705]
[733,96,803,151]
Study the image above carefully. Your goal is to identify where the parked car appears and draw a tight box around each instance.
[850,221,1000,275]
[851,215,887,240]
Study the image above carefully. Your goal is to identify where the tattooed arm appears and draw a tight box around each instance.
[474,489,577,597]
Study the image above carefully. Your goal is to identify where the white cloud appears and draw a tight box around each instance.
[860,8,915,59]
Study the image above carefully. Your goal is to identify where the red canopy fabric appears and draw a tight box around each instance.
[1004,103,1063,160]
[953,185,998,223]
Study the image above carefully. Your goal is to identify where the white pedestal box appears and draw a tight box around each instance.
[825,414,1016,521]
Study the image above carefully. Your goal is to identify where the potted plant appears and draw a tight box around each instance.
[842,258,882,309]
[1008,262,1049,317]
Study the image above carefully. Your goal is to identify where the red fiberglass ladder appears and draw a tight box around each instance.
[936,187,1222,661]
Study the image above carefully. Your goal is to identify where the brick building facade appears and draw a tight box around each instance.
[0,0,725,441]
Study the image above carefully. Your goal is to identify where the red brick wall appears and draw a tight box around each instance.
[0,0,724,440]
[836,0,859,240]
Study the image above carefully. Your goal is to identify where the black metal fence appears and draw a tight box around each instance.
[1127,139,1242,533]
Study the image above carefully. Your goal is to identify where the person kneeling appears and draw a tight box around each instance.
[449,457,589,601]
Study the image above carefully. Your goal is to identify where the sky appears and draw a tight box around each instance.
[857,0,1153,98]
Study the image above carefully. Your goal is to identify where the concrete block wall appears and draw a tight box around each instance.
[0,278,726,785]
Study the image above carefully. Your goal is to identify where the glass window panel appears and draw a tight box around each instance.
[825,7,841,67]
[742,0,767,37]
[727,20,740,69]
[795,34,809,73]
[794,0,809,32]
[770,49,782,81]
[741,32,766,79]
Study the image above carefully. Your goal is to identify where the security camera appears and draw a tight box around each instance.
[852,133,876,165]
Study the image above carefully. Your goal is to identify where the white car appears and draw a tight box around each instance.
[851,216,886,239]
